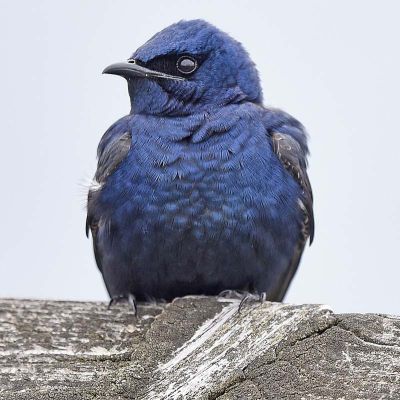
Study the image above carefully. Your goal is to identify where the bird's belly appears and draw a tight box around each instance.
[112,181,243,294]
[98,125,302,301]
[100,164,300,301]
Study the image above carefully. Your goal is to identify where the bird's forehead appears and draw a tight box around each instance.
[132,20,222,62]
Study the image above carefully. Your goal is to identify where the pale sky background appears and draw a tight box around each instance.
[0,0,399,314]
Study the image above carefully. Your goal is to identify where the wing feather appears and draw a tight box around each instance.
[272,131,314,244]
[270,128,314,301]
[86,120,131,273]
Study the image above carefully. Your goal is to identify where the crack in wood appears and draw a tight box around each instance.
[0,298,399,400]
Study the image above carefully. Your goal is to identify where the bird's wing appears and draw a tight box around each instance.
[272,131,314,243]
[94,130,131,185]
[94,116,132,185]
[267,110,314,300]
[86,117,131,272]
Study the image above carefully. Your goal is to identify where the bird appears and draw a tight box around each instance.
[86,19,314,314]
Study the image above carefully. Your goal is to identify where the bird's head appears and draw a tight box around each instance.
[103,20,263,116]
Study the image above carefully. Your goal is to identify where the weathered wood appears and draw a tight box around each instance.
[0,297,399,399]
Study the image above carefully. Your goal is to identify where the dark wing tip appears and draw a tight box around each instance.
[309,215,315,245]
[85,215,91,238]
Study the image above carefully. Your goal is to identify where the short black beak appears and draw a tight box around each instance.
[103,59,184,81]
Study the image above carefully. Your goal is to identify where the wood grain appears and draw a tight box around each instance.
[0,297,399,399]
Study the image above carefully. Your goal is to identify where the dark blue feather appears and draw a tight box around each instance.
[87,20,314,302]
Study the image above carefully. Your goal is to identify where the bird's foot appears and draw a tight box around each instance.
[218,289,246,300]
[238,292,267,314]
[218,290,267,313]
[108,293,137,317]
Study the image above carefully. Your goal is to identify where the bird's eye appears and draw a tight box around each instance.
[176,56,197,74]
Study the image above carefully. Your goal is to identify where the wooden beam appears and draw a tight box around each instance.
[0,297,399,399]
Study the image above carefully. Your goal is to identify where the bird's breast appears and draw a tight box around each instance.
[126,122,262,236]
[99,108,300,244]
[139,153,244,239]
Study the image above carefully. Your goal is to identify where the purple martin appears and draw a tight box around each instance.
[86,20,314,313]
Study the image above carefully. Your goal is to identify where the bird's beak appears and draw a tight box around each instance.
[103,59,185,81]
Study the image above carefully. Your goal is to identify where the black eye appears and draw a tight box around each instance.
[176,56,197,74]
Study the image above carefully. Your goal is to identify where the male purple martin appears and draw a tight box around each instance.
[86,20,314,313]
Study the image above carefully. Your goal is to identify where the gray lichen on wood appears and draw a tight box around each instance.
[0,297,399,399]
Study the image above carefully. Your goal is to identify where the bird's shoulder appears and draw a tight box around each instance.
[95,115,132,185]
[260,107,309,153]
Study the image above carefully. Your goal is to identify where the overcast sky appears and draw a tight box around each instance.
[0,0,399,314]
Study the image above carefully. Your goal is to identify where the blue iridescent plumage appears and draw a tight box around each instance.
[86,20,314,304]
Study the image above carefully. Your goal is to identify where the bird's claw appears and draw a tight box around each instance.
[218,289,245,300]
[108,293,138,317]
[238,292,267,314]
